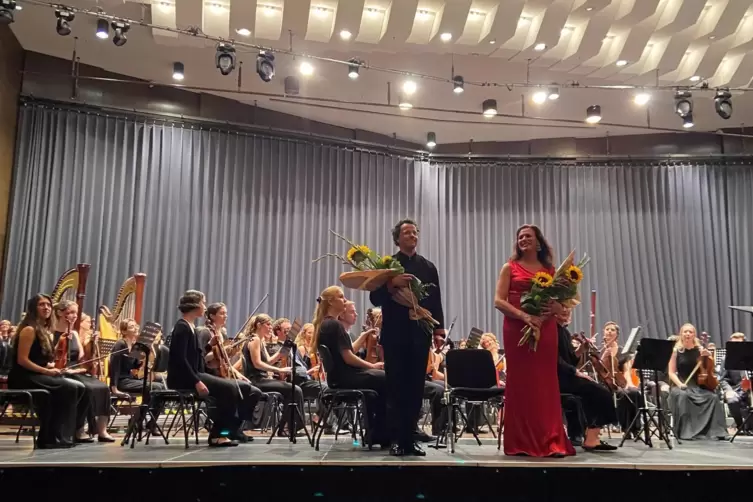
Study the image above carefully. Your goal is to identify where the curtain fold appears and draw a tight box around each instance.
[2,104,751,345]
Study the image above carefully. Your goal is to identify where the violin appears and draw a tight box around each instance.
[208,325,232,379]
[86,330,103,379]
[574,332,620,392]
[695,331,719,392]
[309,349,322,381]
[54,323,72,369]
[364,310,383,364]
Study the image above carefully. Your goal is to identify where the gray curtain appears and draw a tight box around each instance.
[2,103,752,346]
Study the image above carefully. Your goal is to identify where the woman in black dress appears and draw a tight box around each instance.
[241,314,305,434]
[52,301,114,442]
[109,319,165,395]
[668,323,727,440]
[8,294,88,448]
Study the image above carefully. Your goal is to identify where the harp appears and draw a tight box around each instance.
[50,264,91,331]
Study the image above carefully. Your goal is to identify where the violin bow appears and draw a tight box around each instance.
[67,347,128,370]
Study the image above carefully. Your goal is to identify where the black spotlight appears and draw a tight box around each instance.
[255,51,275,82]
[55,8,74,36]
[674,90,693,117]
[111,21,130,46]
[215,42,236,76]
[453,75,464,94]
[714,89,732,119]
[0,0,17,25]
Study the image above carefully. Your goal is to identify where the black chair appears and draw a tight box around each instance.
[445,349,505,450]
[314,344,376,451]
[146,388,199,448]
[0,389,49,449]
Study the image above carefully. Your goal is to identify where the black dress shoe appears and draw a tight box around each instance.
[407,443,426,457]
[389,444,405,456]
[413,430,435,443]
[75,437,95,444]
[582,440,618,452]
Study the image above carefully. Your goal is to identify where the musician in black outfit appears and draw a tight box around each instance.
[370,219,446,456]
[109,319,165,395]
[721,332,751,433]
[556,310,618,451]
[166,290,241,447]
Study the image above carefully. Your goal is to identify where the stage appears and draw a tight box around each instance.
[1,434,752,500]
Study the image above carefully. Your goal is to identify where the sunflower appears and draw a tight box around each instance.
[532,271,554,288]
[381,255,393,266]
[347,245,371,264]
[566,265,584,284]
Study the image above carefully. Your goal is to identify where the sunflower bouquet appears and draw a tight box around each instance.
[518,250,590,351]
[314,230,438,335]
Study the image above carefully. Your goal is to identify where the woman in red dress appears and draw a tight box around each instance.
[495,224,575,457]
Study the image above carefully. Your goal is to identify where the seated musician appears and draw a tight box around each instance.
[109,319,165,395]
[151,331,169,387]
[167,290,244,447]
[556,311,617,450]
[269,318,291,355]
[668,323,727,440]
[196,302,262,442]
[290,323,328,415]
[51,303,114,442]
[8,294,88,448]
[601,322,643,437]
[720,332,750,433]
[241,314,305,435]
[314,287,389,446]
[0,319,11,377]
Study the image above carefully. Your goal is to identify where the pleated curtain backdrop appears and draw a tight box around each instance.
[2,103,752,345]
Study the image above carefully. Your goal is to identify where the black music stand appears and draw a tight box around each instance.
[725,341,753,443]
[122,322,166,448]
[619,338,676,449]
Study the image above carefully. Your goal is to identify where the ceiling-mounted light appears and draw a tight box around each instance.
[403,80,417,95]
[348,59,360,79]
[0,0,17,25]
[585,105,602,124]
[440,32,452,42]
[482,99,497,117]
[340,29,352,40]
[690,75,701,82]
[111,21,130,46]
[236,28,251,36]
[534,43,547,51]
[95,18,109,39]
[299,61,314,76]
[54,8,74,36]
[683,113,694,128]
[634,92,650,105]
[616,59,628,66]
[172,62,185,81]
[453,75,464,94]
[215,42,237,75]
[532,91,548,104]
[256,51,275,82]
[398,93,412,110]
[548,87,560,100]
[714,89,732,119]
[674,90,693,117]
[426,132,437,149]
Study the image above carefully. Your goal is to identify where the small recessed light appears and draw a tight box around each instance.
[236,28,251,36]
[340,29,352,40]
[709,35,716,40]
[263,6,276,17]
[403,80,417,95]
[586,6,593,11]
[690,75,701,82]
[532,91,548,104]
[489,38,496,44]
[300,62,314,76]
[616,59,628,66]
[534,43,547,51]
[440,32,452,42]
[634,93,650,105]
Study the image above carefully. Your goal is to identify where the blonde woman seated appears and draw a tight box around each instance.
[668,323,727,440]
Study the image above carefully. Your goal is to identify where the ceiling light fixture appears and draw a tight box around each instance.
[0,0,17,25]
[453,75,464,94]
[534,43,547,51]
[482,99,497,117]
[215,42,237,75]
[689,75,701,82]
[440,32,452,42]
[489,39,496,44]
[95,18,109,39]
[426,132,437,149]
[417,9,431,21]
[256,51,275,82]
[714,89,732,119]
[585,105,602,123]
[674,90,693,118]
[262,5,276,17]
[348,59,360,79]
[313,6,329,19]
[299,61,314,76]
[236,28,251,36]
[172,62,185,81]
[634,92,650,105]
[111,21,130,46]
[586,7,593,11]
[403,80,417,95]
[616,59,628,66]
[366,7,381,18]
[532,91,548,104]
[209,3,225,15]
[340,29,352,40]
[682,114,694,128]
[398,93,413,110]
[54,8,74,36]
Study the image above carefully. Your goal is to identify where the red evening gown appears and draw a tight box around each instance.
[501,260,575,457]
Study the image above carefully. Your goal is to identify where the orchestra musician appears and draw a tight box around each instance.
[313,288,389,446]
[370,219,446,457]
[196,302,262,442]
[289,323,327,415]
[668,323,728,440]
[241,314,305,435]
[109,319,165,395]
[151,331,169,387]
[600,322,643,438]
[721,332,751,433]
[167,290,242,447]
[52,302,113,442]
[0,319,11,377]
[556,311,617,451]
[8,294,88,448]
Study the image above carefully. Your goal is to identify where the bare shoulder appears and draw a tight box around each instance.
[19,326,35,339]
[499,262,512,276]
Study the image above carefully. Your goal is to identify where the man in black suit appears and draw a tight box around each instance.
[721,332,751,433]
[167,290,242,447]
[370,219,445,456]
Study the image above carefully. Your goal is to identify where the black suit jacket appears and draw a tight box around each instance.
[557,325,579,385]
[167,319,204,389]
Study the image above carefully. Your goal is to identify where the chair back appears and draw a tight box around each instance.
[317,344,340,388]
[446,349,497,389]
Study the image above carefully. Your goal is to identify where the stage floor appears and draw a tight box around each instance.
[2,434,753,470]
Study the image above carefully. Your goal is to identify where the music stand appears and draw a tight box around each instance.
[122,322,166,448]
[619,338,676,449]
[621,326,643,357]
[724,341,753,443]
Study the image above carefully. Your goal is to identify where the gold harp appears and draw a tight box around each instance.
[50,263,91,331]
[98,273,146,380]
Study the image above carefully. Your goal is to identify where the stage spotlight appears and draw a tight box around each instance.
[95,19,109,39]
[0,0,17,25]
[172,62,184,81]
[634,92,650,105]
[55,8,74,36]
[585,105,602,123]
[348,59,360,79]
[548,87,560,100]
[453,75,464,94]
[683,113,694,128]
[714,89,732,119]
[299,61,314,76]
[532,90,547,104]
[426,132,437,149]
[482,99,497,117]
[215,42,237,76]
[674,90,692,117]
[398,93,412,110]
[111,21,130,46]
[256,51,275,82]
